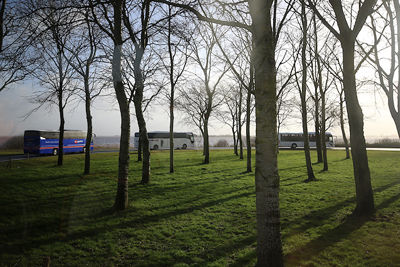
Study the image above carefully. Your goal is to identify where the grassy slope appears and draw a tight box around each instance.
[0,150,399,266]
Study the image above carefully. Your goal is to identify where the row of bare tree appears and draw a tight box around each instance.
[1,0,400,265]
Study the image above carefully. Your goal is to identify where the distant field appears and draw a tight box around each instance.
[0,149,23,156]
[0,150,399,266]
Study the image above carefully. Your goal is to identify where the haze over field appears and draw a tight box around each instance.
[0,82,398,140]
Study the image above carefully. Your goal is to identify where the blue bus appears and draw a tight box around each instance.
[24,130,94,155]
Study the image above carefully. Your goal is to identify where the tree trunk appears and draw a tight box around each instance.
[168,11,174,174]
[313,14,323,163]
[300,2,316,182]
[314,91,323,162]
[169,100,174,173]
[232,125,238,155]
[339,91,350,159]
[238,122,243,160]
[204,117,210,164]
[246,84,252,172]
[132,46,150,184]
[238,86,244,160]
[320,92,328,171]
[84,78,92,175]
[56,45,64,166]
[137,137,142,161]
[249,1,283,266]
[342,38,374,216]
[113,0,130,210]
[57,101,64,166]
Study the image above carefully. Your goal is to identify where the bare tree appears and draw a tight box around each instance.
[308,0,376,216]
[309,13,323,163]
[322,37,351,160]
[27,1,78,166]
[135,0,295,264]
[295,1,316,181]
[366,0,400,138]
[177,83,208,144]
[0,0,32,93]
[308,18,337,171]
[211,23,254,171]
[218,86,240,155]
[190,24,229,164]
[63,9,104,174]
[89,0,130,210]
[158,5,191,173]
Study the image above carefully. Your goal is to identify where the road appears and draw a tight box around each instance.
[1,147,400,163]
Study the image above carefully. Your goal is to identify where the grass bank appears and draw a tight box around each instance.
[0,150,399,266]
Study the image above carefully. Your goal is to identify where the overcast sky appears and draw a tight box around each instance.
[0,78,398,141]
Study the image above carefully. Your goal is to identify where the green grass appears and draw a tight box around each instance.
[0,150,399,266]
[0,149,23,155]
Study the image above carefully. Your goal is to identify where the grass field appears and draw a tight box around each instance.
[0,150,399,266]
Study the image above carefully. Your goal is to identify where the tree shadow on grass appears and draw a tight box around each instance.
[282,179,400,238]
[284,191,400,265]
[284,214,368,266]
[2,189,256,255]
[194,235,256,266]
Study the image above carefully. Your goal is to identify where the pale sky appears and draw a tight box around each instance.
[0,79,398,142]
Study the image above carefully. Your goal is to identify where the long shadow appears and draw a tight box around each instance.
[2,190,255,254]
[284,215,367,265]
[162,172,248,188]
[284,191,400,265]
[282,178,400,238]
[279,165,306,172]
[133,184,254,213]
[194,235,256,265]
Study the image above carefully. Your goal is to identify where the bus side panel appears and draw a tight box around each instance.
[64,138,86,153]
[24,136,40,154]
[40,138,59,154]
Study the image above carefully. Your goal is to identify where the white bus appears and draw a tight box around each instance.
[279,132,334,149]
[133,131,195,150]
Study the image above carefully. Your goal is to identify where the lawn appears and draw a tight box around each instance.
[0,150,399,266]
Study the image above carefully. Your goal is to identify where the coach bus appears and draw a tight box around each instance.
[278,132,334,149]
[133,131,195,150]
[24,130,93,155]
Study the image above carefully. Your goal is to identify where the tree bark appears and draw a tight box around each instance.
[232,124,238,156]
[169,98,174,173]
[315,27,328,171]
[300,1,316,181]
[84,78,92,174]
[339,90,350,159]
[246,82,252,172]
[113,0,130,210]
[168,10,174,173]
[57,49,64,166]
[249,1,283,266]
[342,38,374,215]
[137,137,142,161]
[238,86,244,160]
[203,117,210,164]
[313,15,323,163]
[133,46,151,184]
[57,97,64,166]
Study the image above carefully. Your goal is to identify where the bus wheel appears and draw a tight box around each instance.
[153,144,159,150]
[291,143,297,150]
[53,148,58,156]
[182,144,187,149]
